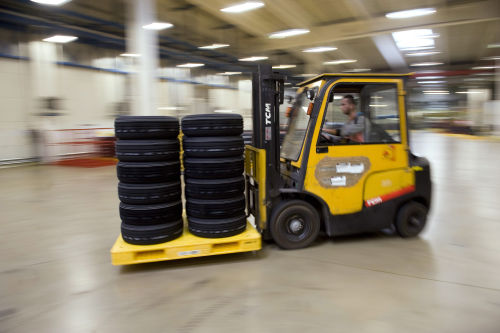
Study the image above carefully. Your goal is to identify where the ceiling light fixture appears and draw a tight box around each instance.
[456,91,484,94]
[217,72,242,75]
[31,0,71,5]
[417,76,445,80]
[417,81,446,84]
[302,46,337,53]
[120,53,140,57]
[410,62,444,67]
[386,8,436,19]
[343,68,371,73]
[393,29,437,51]
[324,59,357,65]
[472,66,499,70]
[487,43,500,48]
[42,35,77,43]
[221,1,264,13]
[298,74,317,77]
[369,104,388,107]
[176,63,204,68]
[406,51,441,57]
[423,90,449,95]
[142,22,173,30]
[214,110,234,113]
[269,29,310,39]
[481,56,500,61]
[238,56,268,61]
[272,64,297,69]
[198,43,230,50]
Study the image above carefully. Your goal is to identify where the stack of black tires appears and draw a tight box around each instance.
[115,116,183,245]
[181,114,247,238]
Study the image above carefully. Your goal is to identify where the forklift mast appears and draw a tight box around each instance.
[251,65,285,203]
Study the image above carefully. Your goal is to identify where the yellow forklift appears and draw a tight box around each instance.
[245,65,431,249]
[111,65,431,264]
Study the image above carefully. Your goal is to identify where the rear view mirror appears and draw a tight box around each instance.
[306,89,315,100]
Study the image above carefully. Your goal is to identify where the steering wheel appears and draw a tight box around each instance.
[320,131,342,143]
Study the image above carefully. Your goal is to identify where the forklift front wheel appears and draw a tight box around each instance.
[395,201,428,238]
[270,200,320,250]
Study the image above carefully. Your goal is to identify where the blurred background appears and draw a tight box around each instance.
[0,0,498,166]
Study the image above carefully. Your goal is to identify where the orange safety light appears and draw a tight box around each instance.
[306,102,314,115]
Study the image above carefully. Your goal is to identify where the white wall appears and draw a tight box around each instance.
[0,56,254,162]
[0,58,32,161]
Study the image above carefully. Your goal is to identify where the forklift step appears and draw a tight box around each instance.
[110,220,261,266]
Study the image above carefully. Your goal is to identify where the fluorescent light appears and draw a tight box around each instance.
[417,81,446,84]
[217,72,242,75]
[333,95,343,100]
[472,66,499,70]
[343,68,371,73]
[239,56,268,61]
[487,43,500,48]
[221,1,264,13]
[272,64,297,69]
[423,90,449,94]
[142,22,173,30]
[31,0,71,5]
[386,8,436,19]
[298,73,317,77]
[214,109,233,113]
[42,35,77,43]
[120,53,140,57]
[406,51,441,57]
[369,104,388,107]
[198,43,230,50]
[410,62,444,67]
[303,46,337,53]
[269,29,310,39]
[417,76,445,79]
[176,63,204,68]
[464,78,485,81]
[481,56,500,61]
[158,106,185,111]
[456,91,484,94]
[324,59,357,65]
[392,29,437,50]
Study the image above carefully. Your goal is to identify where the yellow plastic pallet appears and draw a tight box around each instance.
[110,221,261,265]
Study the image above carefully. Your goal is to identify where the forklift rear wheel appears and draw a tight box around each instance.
[395,201,428,238]
[270,200,320,250]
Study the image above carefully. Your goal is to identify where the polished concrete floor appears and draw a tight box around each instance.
[1,131,500,333]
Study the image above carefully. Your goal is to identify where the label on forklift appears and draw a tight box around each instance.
[265,127,271,141]
[178,250,201,256]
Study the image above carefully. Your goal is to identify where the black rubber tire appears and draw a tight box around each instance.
[119,201,182,225]
[115,140,179,162]
[121,220,183,245]
[395,201,428,238]
[182,136,244,158]
[188,214,246,238]
[270,200,320,250]
[185,176,245,199]
[115,116,179,139]
[181,114,243,137]
[118,181,181,204]
[117,161,180,184]
[186,195,245,219]
[184,156,244,179]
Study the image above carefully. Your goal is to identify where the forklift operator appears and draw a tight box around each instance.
[321,95,364,143]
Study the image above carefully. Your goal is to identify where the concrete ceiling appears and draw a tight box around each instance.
[0,0,499,78]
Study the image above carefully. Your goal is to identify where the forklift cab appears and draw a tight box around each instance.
[246,69,431,250]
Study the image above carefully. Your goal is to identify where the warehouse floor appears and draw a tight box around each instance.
[1,131,500,333]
